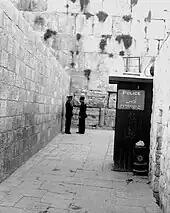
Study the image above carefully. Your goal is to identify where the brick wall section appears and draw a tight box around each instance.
[150,35,170,213]
[0,0,70,182]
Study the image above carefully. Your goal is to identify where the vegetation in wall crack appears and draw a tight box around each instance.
[76,33,82,41]
[102,34,112,40]
[115,34,133,49]
[131,0,138,7]
[80,0,90,11]
[70,50,74,57]
[96,11,108,22]
[34,16,45,27]
[44,29,57,41]
[122,15,132,22]
[99,38,107,52]
[70,51,75,68]
[147,47,149,53]
[70,50,74,61]
[84,69,91,80]
[99,35,111,53]
[150,66,154,76]
[144,10,151,23]
[84,12,94,20]
[119,51,125,56]
[70,62,75,68]
[76,50,79,55]
[109,53,113,58]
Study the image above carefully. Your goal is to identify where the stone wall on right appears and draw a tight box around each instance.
[150,34,170,213]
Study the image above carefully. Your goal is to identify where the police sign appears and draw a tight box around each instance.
[117,89,145,110]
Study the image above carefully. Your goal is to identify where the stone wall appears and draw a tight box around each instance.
[12,0,161,130]
[10,0,47,12]
[0,0,70,182]
[19,0,157,93]
[149,35,170,213]
[72,90,116,129]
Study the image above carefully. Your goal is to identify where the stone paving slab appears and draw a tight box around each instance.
[0,129,162,213]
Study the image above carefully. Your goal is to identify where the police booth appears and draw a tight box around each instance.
[109,75,153,174]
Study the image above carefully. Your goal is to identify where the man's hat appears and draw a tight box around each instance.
[80,96,85,101]
[67,95,72,98]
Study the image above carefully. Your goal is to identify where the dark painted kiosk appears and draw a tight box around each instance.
[109,74,153,175]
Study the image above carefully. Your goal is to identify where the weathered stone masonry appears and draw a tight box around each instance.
[0,0,70,182]
[150,35,170,213]
[17,0,156,130]
[72,90,116,129]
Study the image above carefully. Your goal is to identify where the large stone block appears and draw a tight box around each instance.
[0,100,7,116]
[104,116,115,128]
[0,118,7,133]
[86,107,100,116]
[0,8,4,28]
[87,95,106,108]
[82,35,101,53]
[17,0,47,12]
[58,13,75,35]
[0,83,10,99]
[76,14,94,35]
[104,108,116,117]
[47,0,67,13]
[3,13,13,33]
[0,50,8,68]
[86,118,99,127]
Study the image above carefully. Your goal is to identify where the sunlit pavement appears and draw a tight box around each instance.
[0,129,162,213]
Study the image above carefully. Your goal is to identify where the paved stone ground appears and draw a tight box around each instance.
[0,129,162,213]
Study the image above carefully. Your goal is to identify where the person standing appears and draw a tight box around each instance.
[65,95,73,134]
[77,96,87,134]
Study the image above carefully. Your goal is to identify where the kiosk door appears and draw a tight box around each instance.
[113,82,153,172]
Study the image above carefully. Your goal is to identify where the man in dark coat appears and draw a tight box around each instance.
[65,95,73,134]
[77,96,87,134]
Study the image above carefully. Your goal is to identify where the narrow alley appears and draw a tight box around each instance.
[0,129,161,213]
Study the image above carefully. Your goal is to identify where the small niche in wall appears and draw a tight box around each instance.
[107,92,117,109]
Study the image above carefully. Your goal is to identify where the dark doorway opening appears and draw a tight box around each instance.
[113,81,153,173]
